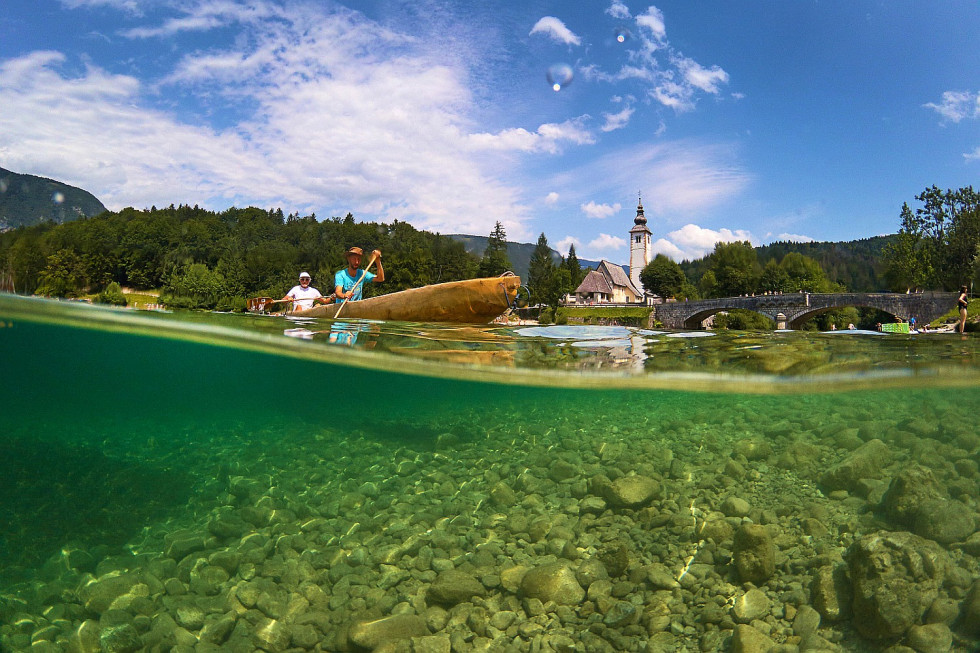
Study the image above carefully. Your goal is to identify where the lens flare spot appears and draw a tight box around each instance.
[615,28,630,43]
[546,64,573,92]
[52,192,65,204]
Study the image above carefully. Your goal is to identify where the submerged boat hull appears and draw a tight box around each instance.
[294,275,522,323]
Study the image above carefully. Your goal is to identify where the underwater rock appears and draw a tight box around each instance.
[733,439,773,461]
[78,572,139,613]
[731,623,776,653]
[912,498,976,545]
[959,580,980,636]
[348,614,427,649]
[548,460,579,483]
[174,604,205,630]
[845,531,947,640]
[792,604,821,638]
[165,536,207,561]
[574,558,608,589]
[412,633,451,653]
[721,496,751,518]
[602,600,638,627]
[98,623,141,653]
[879,464,944,526]
[598,543,630,578]
[520,563,585,605]
[427,570,486,606]
[906,622,953,653]
[600,474,661,508]
[732,588,770,623]
[733,524,775,584]
[66,619,101,653]
[489,481,516,507]
[820,438,892,492]
[252,616,291,652]
[198,615,236,645]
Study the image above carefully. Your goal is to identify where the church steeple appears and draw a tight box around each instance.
[634,192,647,226]
[629,191,652,296]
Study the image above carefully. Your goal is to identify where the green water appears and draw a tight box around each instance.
[1,295,978,652]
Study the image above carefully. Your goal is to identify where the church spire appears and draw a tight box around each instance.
[634,191,646,226]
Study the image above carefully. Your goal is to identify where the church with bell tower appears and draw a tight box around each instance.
[628,193,651,294]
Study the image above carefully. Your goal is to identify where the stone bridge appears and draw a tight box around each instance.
[652,292,957,329]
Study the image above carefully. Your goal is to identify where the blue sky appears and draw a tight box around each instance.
[1,0,978,263]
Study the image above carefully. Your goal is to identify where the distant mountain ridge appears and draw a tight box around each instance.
[447,234,605,279]
[0,167,107,231]
[453,232,897,292]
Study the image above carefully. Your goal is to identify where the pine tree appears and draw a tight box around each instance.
[477,221,512,277]
[563,243,583,287]
[527,232,555,303]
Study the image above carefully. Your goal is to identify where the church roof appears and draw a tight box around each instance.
[598,260,643,296]
[574,269,613,294]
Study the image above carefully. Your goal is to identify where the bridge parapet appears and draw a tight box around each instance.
[652,292,957,330]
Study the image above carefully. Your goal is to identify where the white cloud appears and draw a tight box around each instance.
[773,233,815,243]
[606,2,631,20]
[529,17,581,46]
[544,192,560,205]
[588,233,626,251]
[584,5,731,113]
[652,224,755,261]
[923,90,980,123]
[468,118,595,154]
[581,201,622,218]
[547,140,750,217]
[0,7,541,240]
[120,0,286,38]
[965,146,980,162]
[601,105,634,132]
[59,0,143,15]
[635,6,666,42]
[676,56,729,94]
[554,236,581,255]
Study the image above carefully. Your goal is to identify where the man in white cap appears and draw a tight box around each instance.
[281,272,334,311]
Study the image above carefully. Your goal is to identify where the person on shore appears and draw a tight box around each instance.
[281,272,334,311]
[958,285,969,334]
[335,247,385,303]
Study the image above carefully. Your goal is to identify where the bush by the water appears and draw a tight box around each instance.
[714,309,774,330]
[94,282,127,306]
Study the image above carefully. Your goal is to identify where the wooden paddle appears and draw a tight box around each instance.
[247,296,332,313]
[334,252,378,318]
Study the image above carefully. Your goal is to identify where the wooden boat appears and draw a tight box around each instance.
[291,275,523,324]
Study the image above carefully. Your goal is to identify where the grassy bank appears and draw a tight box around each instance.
[556,306,654,326]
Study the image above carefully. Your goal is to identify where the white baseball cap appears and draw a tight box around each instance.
[299,272,311,279]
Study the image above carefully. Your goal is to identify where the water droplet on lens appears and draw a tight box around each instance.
[546,63,573,92]
[52,192,65,204]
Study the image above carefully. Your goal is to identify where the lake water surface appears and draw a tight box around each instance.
[1,294,978,652]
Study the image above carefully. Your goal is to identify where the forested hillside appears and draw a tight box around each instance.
[0,205,477,306]
[0,167,107,230]
[679,235,896,292]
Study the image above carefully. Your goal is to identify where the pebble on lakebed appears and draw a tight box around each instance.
[0,397,978,652]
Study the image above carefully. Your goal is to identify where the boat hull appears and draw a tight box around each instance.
[294,276,522,323]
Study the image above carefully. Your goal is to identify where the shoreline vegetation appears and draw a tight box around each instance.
[0,185,976,321]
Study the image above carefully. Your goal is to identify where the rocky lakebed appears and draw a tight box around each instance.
[1,391,979,653]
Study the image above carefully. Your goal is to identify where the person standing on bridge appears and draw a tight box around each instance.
[957,285,969,334]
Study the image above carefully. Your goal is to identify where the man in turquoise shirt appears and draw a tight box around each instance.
[334,246,384,302]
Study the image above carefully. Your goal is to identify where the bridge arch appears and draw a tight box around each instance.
[682,306,774,330]
[652,292,956,330]
[785,304,898,329]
